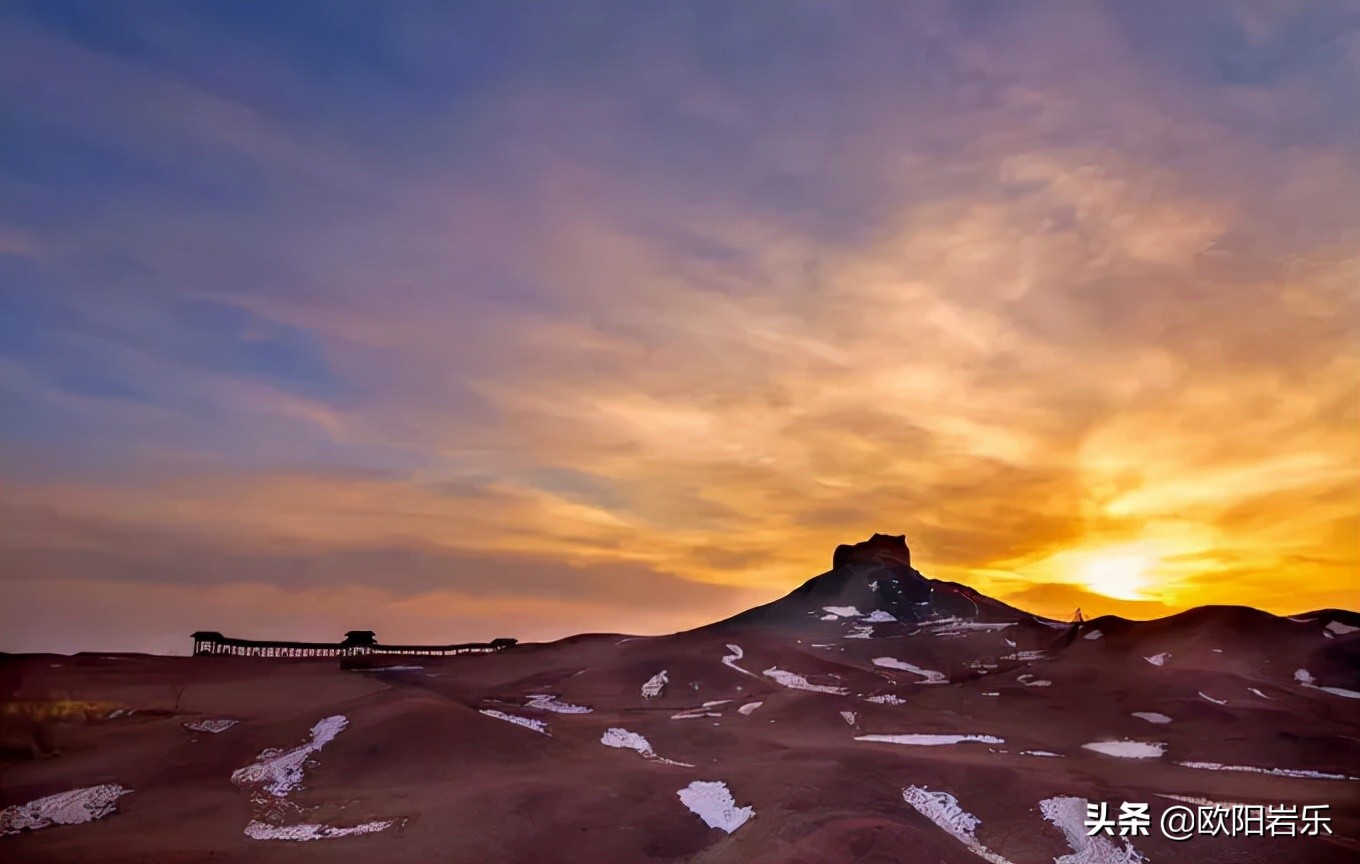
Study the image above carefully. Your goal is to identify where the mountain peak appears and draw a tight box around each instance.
[715,532,1025,631]
[831,533,912,570]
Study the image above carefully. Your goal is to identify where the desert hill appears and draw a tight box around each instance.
[2,534,1358,863]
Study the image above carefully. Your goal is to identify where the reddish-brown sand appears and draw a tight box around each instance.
[3,536,1358,863]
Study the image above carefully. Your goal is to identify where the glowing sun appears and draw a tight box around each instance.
[1078,554,1152,601]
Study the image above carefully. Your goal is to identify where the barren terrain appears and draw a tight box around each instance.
[3,535,1358,863]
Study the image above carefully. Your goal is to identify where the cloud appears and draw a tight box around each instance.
[0,3,1357,651]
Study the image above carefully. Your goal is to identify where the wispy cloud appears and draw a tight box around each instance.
[1,3,1356,651]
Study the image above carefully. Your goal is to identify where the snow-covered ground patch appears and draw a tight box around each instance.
[231,715,348,798]
[1131,712,1172,724]
[1,784,131,836]
[676,781,753,834]
[1016,674,1052,687]
[1198,691,1228,705]
[1040,795,1147,864]
[1081,740,1165,759]
[1248,687,1275,701]
[1022,750,1062,757]
[980,691,1000,697]
[1295,668,1360,699]
[901,786,1017,864]
[857,733,1003,746]
[823,606,861,618]
[819,614,839,621]
[1001,650,1047,662]
[839,711,857,726]
[737,701,762,715]
[862,609,897,623]
[763,667,847,695]
[722,644,758,678]
[641,670,668,699]
[479,709,550,735]
[844,624,875,639]
[184,718,238,734]
[1326,620,1358,636]
[601,727,693,766]
[1178,761,1356,781]
[524,694,592,714]
[244,819,396,841]
[1083,629,1103,640]
[1144,653,1170,667]
[940,621,1015,632]
[872,657,946,684]
[864,693,907,705]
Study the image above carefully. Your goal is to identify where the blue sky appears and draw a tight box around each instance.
[2,2,1357,653]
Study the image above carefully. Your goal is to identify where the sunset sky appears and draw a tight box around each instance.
[2,2,1357,654]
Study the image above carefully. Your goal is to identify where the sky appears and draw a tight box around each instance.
[1,1,1357,654]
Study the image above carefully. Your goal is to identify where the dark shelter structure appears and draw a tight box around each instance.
[190,630,517,658]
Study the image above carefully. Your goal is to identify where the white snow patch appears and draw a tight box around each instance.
[524,694,592,714]
[900,786,1017,864]
[1211,648,1223,653]
[857,733,1004,746]
[1131,712,1172,724]
[819,614,839,621]
[244,819,396,841]
[671,708,721,719]
[1294,668,1360,699]
[823,606,861,618]
[1081,740,1165,759]
[1326,620,1358,636]
[722,644,758,678]
[980,692,1000,697]
[762,666,847,695]
[369,665,424,672]
[231,715,348,798]
[676,781,753,834]
[1178,761,1356,781]
[1003,639,1016,648]
[862,609,898,623]
[1083,629,1103,640]
[1198,691,1228,705]
[184,718,238,734]
[940,621,1015,631]
[1248,687,1275,701]
[1144,653,1170,667]
[1002,650,1047,662]
[479,709,550,735]
[839,711,857,726]
[864,693,907,705]
[1022,750,1062,758]
[1315,685,1360,699]
[601,727,693,766]
[872,656,946,684]
[737,701,762,715]
[641,669,668,699]
[1158,794,1237,808]
[1016,674,1052,687]
[1040,795,1147,864]
[1,784,131,836]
